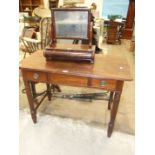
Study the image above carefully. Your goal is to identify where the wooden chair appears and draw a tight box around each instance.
[23,15,41,31]
[20,37,41,59]
[20,17,51,59]
[20,26,41,59]
[40,17,52,49]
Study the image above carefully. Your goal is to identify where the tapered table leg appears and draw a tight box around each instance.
[30,82,37,98]
[108,91,114,110]
[53,84,61,92]
[107,91,122,137]
[46,83,52,101]
[25,81,37,123]
[107,81,124,137]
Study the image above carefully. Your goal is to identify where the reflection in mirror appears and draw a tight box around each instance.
[54,11,88,38]
[52,8,90,41]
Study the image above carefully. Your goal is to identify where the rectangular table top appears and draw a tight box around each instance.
[20,50,132,81]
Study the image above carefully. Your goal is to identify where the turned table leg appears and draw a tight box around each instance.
[30,82,37,98]
[107,81,124,137]
[108,91,114,110]
[107,91,122,137]
[46,83,52,101]
[25,81,37,123]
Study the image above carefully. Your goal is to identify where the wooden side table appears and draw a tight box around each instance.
[20,50,132,137]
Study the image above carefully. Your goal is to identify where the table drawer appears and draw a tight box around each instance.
[23,70,47,82]
[90,79,117,90]
[49,74,88,87]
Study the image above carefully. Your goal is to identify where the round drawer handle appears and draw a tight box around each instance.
[33,73,39,80]
[100,80,107,86]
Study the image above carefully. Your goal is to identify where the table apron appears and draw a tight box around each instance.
[22,70,119,91]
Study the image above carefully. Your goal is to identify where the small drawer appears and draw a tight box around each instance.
[90,79,117,91]
[23,70,47,82]
[49,74,88,87]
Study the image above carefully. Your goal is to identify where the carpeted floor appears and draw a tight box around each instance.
[19,109,134,155]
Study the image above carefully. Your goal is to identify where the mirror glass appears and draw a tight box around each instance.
[53,10,89,39]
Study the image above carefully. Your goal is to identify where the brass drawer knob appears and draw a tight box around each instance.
[100,80,107,86]
[33,73,39,80]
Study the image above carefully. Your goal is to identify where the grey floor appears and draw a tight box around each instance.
[20,109,134,155]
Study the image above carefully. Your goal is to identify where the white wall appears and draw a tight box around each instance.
[44,0,104,17]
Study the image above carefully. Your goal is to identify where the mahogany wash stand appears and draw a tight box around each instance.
[20,50,132,137]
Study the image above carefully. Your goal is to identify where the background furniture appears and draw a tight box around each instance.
[20,26,40,59]
[40,17,52,48]
[20,50,132,137]
[22,15,41,31]
[122,0,135,39]
[20,37,41,59]
[20,17,51,59]
[105,20,124,44]
[33,7,51,18]
[19,0,43,15]
[49,0,59,9]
